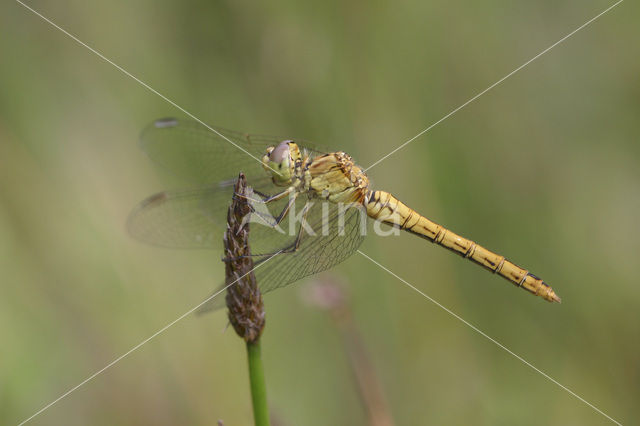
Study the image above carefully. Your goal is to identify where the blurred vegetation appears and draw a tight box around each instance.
[1,0,639,425]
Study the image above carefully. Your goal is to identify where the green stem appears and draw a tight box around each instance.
[246,339,270,426]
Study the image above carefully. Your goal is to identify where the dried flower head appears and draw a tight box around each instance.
[224,173,265,343]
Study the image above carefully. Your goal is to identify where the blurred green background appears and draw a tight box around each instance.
[1,1,638,424]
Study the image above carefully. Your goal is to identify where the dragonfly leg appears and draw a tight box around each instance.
[243,187,294,204]
[271,194,298,226]
[250,192,299,228]
[233,186,297,229]
[260,200,312,255]
[226,199,312,261]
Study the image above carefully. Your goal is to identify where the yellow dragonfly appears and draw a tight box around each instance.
[129,118,560,311]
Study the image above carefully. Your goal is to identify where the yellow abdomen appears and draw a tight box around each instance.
[365,190,560,303]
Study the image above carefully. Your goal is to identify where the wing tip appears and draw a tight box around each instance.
[153,117,179,128]
[126,191,169,240]
[139,117,180,145]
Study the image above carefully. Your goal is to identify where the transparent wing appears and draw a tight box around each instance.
[256,200,366,292]
[127,177,281,249]
[196,198,367,313]
[140,117,320,185]
[128,186,232,249]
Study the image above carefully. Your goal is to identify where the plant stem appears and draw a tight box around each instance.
[246,339,270,426]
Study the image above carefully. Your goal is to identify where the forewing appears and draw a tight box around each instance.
[140,117,319,185]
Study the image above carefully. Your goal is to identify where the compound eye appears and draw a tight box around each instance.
[269,141,291,164]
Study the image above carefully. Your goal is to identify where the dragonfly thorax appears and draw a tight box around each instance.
[307,151,370,204]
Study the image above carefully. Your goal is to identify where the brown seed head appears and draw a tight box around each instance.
[224,173,265,343]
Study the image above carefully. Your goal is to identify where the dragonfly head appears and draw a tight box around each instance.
[263,140,300,186]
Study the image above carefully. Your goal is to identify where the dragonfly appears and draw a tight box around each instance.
[128,117,560,312]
